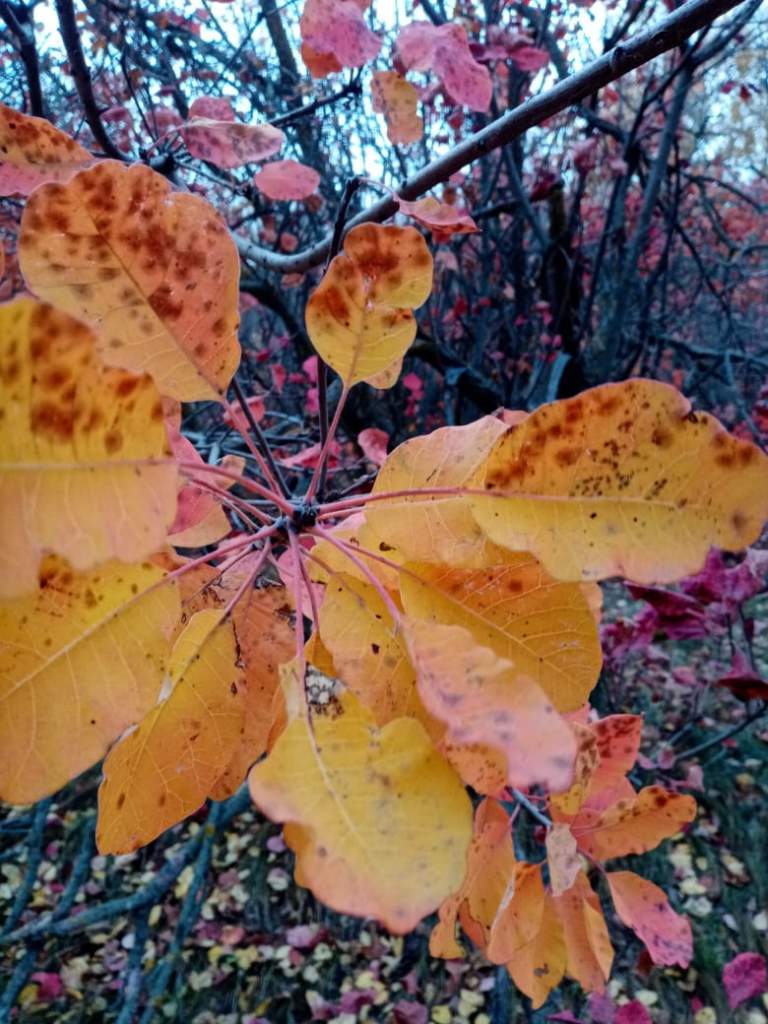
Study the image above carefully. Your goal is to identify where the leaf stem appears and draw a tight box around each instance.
[230,376,289,498]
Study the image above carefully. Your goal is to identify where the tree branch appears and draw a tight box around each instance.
[237,0,748,275]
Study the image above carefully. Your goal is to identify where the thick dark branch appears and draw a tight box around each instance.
[0,1,45,116]
[54,0,126,160]
[237,0,748,275]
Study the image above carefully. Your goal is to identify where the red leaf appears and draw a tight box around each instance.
[30,973,64,1001]
[396,22,492,111]
[615,1002,652,1024]
[253,159,320,201]
[358,427,389,466]
[723,952,767,1009]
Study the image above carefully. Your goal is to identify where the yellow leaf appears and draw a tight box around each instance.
[0,555,178,803]
[19,162,240,402]
[318,573,420,724]
[248,686,472,933]
[371,72,423,145]
[0,103,92,197]
[305,223,432,388]
[0,298,177,597]
[366,416,507,567]
[97,608,245,853]
[554,871,613,993]
[399,556,601,711]
[471,379,768,583]
[406,620,576,793]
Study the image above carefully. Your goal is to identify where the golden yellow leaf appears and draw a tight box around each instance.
[97,608,245,853]
[471,379,768,583]
[19,162,240,402]
[0,555,178,803]
[399,556,601,711]
[366,416,507,567]
[305,223,432,388]
[0,298,177,597]
[248,687,472,933]
[0,104,91,197]
[318,573,421,724]
[406,620,577,793]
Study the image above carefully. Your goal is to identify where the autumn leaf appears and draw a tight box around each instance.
[0,104,91,197]
[546,823,581,897]
[551,714,642,817]
[607,870,693,967]
[0,556,179,803]
[430,798,515,958]
[181,118,285,169]
[300,0,381,71]
[318,574,421,725]
[0,298,177,597]
[505,891,566,1008]
[570,785,696,859]
[253,159,320,201]
[398,197,479,241]
[97,608,245,854]
[554,872,613,993]
[248,686,472,933]
[398,556,601,711]
[366,416,508,568]
[406,620,577,792]
[396,22,492,112]
[305,223,432,388]
[19,161,241,402]
[471,380,768,584]
[371,72,423,145]
[487,862,546,963]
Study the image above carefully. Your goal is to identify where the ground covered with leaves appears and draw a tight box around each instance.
[1,573,767,1024]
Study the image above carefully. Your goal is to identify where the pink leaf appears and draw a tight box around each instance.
[509,44,550,72]
[615,1003,652,1024]
[300,0,381,69]
[392,1000,428,1024]
[723,952,767,1009]
[182,118,285,169]
[189,96,235,121]
[357,427,389,466]
[30,973,64,1001]
[396,22,492,112]
[223,395,266,433]
[397,196,479,240]
[253,159,320,200]
[608,871,693,968]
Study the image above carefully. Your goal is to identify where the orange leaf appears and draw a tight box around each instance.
[399,556,602,711]
[371,72,423,145]
[487,862,546,963]
[553,871,613,993]
[430,798,515,958]
[0,298,177,597]
[97,608,245,853]
[249,686,472,932]
[472,379,768,583]
[0,556,178,803]
[19,162,241,402]
[305,223,432,388]
[607,870,693,967]
[571,785,696,860]
[406,620,577,793]
[0,104,91,197]
[505,891,566,1008]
